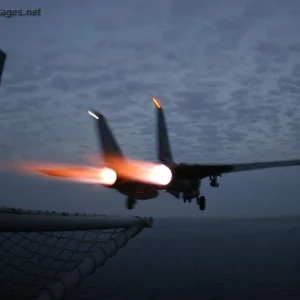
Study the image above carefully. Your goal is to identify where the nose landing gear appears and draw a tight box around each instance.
[183,193,206,211]
[126,196,136,209]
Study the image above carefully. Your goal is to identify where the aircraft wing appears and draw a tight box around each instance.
[174,159,300,179]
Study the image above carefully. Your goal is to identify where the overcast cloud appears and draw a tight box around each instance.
[0,0,300,217]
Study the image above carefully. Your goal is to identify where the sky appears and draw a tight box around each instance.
[0,0,300,218]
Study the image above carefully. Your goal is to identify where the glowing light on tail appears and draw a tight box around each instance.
[152,97,162,109]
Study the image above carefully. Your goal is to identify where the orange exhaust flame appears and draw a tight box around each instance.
[94,155,173,186]
[3,156,172,187]
[5,161,117,186]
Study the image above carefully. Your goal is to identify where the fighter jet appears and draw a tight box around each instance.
[152,97,300,211]
[0,49,6,84]
[88,110,172,209]
[89,99,300,211]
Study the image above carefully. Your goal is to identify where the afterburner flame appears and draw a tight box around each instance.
[3,161,117,186]
[98,167,117,186]
[3,156,172,188]
[149,164,172,186]
[92,155,172,186]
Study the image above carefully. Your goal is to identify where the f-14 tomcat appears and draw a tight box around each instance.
[88,98,300,211]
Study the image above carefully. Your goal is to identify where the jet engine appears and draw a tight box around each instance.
[149,164,172,186]
[98,167,117,186]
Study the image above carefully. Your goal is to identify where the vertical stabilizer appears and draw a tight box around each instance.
[152,98,174,164]
[88,110,126,166]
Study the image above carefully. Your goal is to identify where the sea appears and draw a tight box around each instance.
[67,217,300,300]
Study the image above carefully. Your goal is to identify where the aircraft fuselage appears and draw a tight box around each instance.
[110,178,159,200]
[166,167,202,199]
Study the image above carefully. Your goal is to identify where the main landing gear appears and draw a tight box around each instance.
[126,196,136,210]
[183,195,206,211]
[197,196,206,211]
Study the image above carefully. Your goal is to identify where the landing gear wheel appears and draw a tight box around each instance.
[197,196,206,211]
[126,196,135,210]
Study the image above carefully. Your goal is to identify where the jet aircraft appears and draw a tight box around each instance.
[88,110,172,209]
[89,98,300,211]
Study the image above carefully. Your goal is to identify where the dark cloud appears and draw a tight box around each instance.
[230,88,248,101]
[40,51,62,62]
[174,89,230,124]
[277,77,300,95]
[226,130,248,143]
[254,55,282,75]
[233,74,262,91]
[292,64,300,77]
[123,80,164,94]
[255,41,289,63]
[162,51,181,63]
[39,35,58,47]
[95,87,125,100]
[243,1,273,19]
[49,75,71,92]
[288,43,300,54]
[5,85,38,94]
[268,89,285,96]
[171,0,204,16]
[205,17,248,53]
[93,17,123,32]
[48,71,119,93]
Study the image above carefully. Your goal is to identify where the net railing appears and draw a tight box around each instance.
[0,206,153,300]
